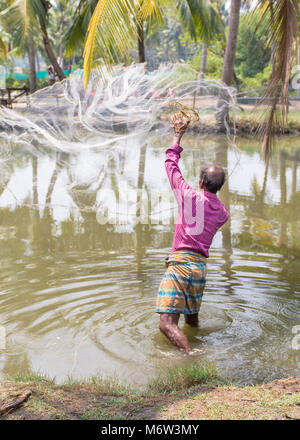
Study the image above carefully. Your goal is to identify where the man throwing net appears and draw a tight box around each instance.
[156,113,229,355]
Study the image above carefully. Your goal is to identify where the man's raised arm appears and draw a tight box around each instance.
[165,113,191,193]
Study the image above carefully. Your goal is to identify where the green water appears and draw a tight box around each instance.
[0,134,299,385]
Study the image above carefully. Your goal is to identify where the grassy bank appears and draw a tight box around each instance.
[0,363,299,420]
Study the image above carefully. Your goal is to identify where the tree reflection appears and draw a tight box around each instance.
[0,138,299,275]
[215,138,234,295]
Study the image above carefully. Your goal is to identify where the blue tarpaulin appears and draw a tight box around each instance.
[0,69,71,81]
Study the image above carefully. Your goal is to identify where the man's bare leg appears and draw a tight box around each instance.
[185,313,199,327]
[159,313,193,354]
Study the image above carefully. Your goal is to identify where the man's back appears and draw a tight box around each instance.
[165,143,229,257]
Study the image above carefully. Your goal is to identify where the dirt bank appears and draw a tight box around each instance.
[0,376,299,420]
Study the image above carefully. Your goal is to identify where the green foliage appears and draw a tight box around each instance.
[65,0,98,59]
[0,0,46,47]
[241,64,272,96]
[235,13,271,79]
[37,77,51,89]
[4,75,53,91]
[5,76,21,88]
[176,0,224,42]
[190,49,223,79]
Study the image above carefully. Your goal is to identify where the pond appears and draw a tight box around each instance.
[0,133,299,386]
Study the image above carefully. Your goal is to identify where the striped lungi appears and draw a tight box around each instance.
[156,250,207,315]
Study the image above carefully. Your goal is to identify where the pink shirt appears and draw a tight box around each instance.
[165,143,229,258]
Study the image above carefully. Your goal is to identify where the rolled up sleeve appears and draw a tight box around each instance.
[165,144,192,194]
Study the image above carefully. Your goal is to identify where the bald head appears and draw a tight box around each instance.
[200,165,226,194]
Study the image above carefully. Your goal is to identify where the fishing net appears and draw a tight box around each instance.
[0,63,240,217]
[0,63,238,155]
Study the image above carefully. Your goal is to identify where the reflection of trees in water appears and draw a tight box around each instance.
[2,351,32,380]
[242,149,300,293]
[215,139,231,252]
[0,169,10,199]
[1,141,299,262]
[279,151,287,248]
[234,147,300,258]
[30,152,66,254]
[134,143,148,282]
[215,138,234,296]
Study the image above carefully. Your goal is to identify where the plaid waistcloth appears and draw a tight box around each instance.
[156,251,207,315]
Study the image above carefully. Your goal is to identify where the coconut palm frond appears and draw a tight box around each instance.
[255,0,299,158]
[176,0,224,42]
[138,0,164,23]
[65,0,98,58]
[83,0,138,87]
[176,0,197,39]
[83,0,165,87]
[0,0,45,46]
[0,37,7,57]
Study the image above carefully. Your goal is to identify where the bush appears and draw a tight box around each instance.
[235,13,271,79]
[240,64,272,96]
[189,50,223,80]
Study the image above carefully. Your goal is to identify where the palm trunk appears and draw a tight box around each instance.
[39,1,66,81]
[270,0,276,73]
[137,20,145,63]
[292,153,297,196]
[279,151,287,246]
[215,141,231,252]
[59,43,64,69]
[41,23,66,80]
[216,0,241,130]
[198,43,208,96]
[36,51,40,72]
[27,32,37,93]
[175,28,184,60]
[298,40,300,99]
[163,40,169,62]
[200,43,208,80]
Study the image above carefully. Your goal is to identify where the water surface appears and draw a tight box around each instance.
[0,134,299,385]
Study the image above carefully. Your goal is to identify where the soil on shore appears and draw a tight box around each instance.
[0,376,299,420]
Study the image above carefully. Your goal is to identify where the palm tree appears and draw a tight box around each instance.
[217,0,299,151]
[255,0,299,156]
[216,0,241,130]
[51,0,76,69]
[298,38,300,99]
[137,15,146,63]
[0,7,37,92]
[0,0,66,81]
[34,0,66,80]
[0,35,6,58]
[27,31,37,93]
[177,0,224,77]
[81,0,223,87]
[82,0,161,85]
[65,0,98,60]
